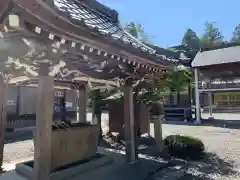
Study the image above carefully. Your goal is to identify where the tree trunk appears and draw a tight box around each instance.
[92,104,102,141]
[96,112,102,141]
[92,90,102,140]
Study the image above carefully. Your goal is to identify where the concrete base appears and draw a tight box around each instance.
[1,148,171,180]
[15,154,113,180]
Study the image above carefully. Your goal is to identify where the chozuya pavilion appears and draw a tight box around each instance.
[0,0,183,179]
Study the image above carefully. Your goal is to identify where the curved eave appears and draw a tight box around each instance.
[0,0,175,89]
[1,32,168,82]
[10,0,172,70]
[1,28,169,75]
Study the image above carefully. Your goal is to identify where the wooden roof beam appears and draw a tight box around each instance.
[13,0,172,69]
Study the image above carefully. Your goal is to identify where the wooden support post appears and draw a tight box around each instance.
[194,68,201,124]
[78,85,87,123]
[0,75,7,172]
[91,97,97,124]
[124,79,138,162]
[208,92,213,119]
[16,86,20,117]
[187,82,193,120]
[33,63,54,180]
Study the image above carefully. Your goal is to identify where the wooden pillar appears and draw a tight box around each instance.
[33,63,54,180]
[208,92,213,119]
[187,81,193,120]
[16,86,20,117]
[124,79,138,162]
[133,86,140,137]
[194,68,201,124]
[78,85,87,123]
[91,98,97,124]
[60,90,67,122]
[0,75,7,172]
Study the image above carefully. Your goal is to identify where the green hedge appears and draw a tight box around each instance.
[164,135,205,160]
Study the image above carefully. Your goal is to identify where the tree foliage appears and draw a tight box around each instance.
[164,69,191,92]
[182,28,200,50]
[124,22,152,44]
[136,80,166,104]
[200,22,224,47]
[89,21,236,107]
[88,22,155,108]
[231,24,240,43]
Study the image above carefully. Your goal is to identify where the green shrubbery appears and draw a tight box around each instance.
[164,135,205,160]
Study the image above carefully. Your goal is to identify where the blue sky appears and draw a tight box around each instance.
[98,0,239,48]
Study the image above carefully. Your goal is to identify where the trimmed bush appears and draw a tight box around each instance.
[164,135,205,160]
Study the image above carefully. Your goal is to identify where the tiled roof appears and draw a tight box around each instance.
[54,0,156,54]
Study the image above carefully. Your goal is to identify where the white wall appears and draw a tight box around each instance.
[19,86,37,115]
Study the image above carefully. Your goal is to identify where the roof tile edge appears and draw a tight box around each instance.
[78,0,119,23]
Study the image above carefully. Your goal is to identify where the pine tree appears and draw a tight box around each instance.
[182,28,200,50]
[231,24,240,43]
[200,22,224,48]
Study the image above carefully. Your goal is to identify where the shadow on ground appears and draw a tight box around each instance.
[3,131,238,179]
[100,136,239,179]
[163,119,240,130]
[177,152,238,180]
[194,152,238,178]
[4,131,33,144]
[203,119,240,129]
[141,151,239,179]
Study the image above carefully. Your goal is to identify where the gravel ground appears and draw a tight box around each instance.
[160,124,240,180]
[2,118,240,179]
[3,140,34,164]
[161,124,240,167]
